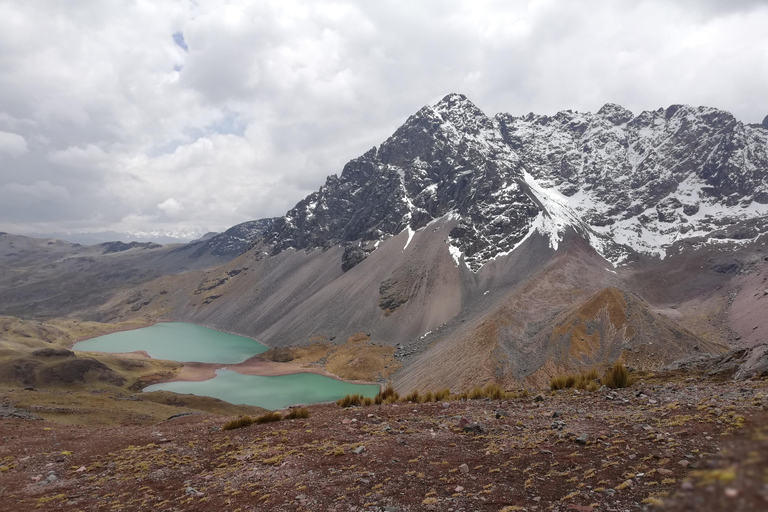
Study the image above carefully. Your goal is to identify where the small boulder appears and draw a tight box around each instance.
[459,463,470,474]
[533,394,545,402]
[551,420,567,430]
[186,487,204,497]
[463,422,488,435]
[495,409,508,419]
[575,433,589,444]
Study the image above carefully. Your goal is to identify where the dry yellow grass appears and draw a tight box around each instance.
[550,368,600,391]
[262,332,400,382]
[604,361,631,389]
[285,407,310,419]
[324,333,400,381]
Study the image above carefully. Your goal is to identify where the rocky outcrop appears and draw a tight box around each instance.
[663,343,768,380]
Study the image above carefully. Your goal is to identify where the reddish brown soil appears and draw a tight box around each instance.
[2,378,767,511]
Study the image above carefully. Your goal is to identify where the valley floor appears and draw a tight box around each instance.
[1,377,767,511]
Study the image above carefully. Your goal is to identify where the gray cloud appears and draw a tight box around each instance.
[0,0,766,237]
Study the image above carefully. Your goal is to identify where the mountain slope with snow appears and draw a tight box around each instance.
[260,94,768,271]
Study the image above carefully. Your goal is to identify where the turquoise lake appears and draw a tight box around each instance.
[72,322,380,409]
[144,369,380,410]
[72,322,267,363]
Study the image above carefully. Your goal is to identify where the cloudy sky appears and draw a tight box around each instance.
[1,0,767,239]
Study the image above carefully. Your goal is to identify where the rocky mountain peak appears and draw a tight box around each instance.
[259,95,768,271]
[431,93,493,134]
[596,103,634,125]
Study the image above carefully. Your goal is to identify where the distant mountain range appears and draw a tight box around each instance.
[23,229,214,246]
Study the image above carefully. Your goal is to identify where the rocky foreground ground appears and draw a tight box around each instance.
[1,377,767,512]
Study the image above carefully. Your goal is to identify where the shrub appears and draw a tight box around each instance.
[222,415,256,431]
[604,361,630,389]
[285,407,309,420]
[254,411,283,424]
[337,394,364,408]
[362,397,374,406]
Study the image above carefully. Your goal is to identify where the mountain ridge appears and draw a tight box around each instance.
[255,94,768,273]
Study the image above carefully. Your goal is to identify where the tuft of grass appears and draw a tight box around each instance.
[337,394,364,408]
[222,415,256,431]
[375,384,398,405]
[434,388,450,401]
[421,391,434,403]
[483,383,505,400]
[404,390,421,403]
[575,368,599,389]
[254,411,283,424]
[284,407,309,420]
[604,361,631,389]
[223,411,283,430]
[550,374,576,390]
[550,368,601,391]
[468,386,484,400]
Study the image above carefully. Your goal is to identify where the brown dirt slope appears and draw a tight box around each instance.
[394,234,619,392]
[544,287,726,374]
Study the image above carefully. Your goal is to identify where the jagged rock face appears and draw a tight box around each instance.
[260,94,768,269]
[186,218,276,258]
[498,103,768,259]
[265,94,545,271]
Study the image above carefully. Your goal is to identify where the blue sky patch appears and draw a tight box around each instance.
[172,32,188,52]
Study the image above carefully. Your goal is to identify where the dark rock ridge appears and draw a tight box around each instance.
[181,218,276,258]
[243,94,768,270]
[264,94,559,271]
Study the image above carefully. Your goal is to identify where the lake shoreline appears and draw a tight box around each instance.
[72,320,382,390]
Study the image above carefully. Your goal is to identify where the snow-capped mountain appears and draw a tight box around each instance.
[261,94,768,270]
[499,103,768,261]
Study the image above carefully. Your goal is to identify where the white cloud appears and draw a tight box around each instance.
[0,0,766,236]
[0,131,28,157]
